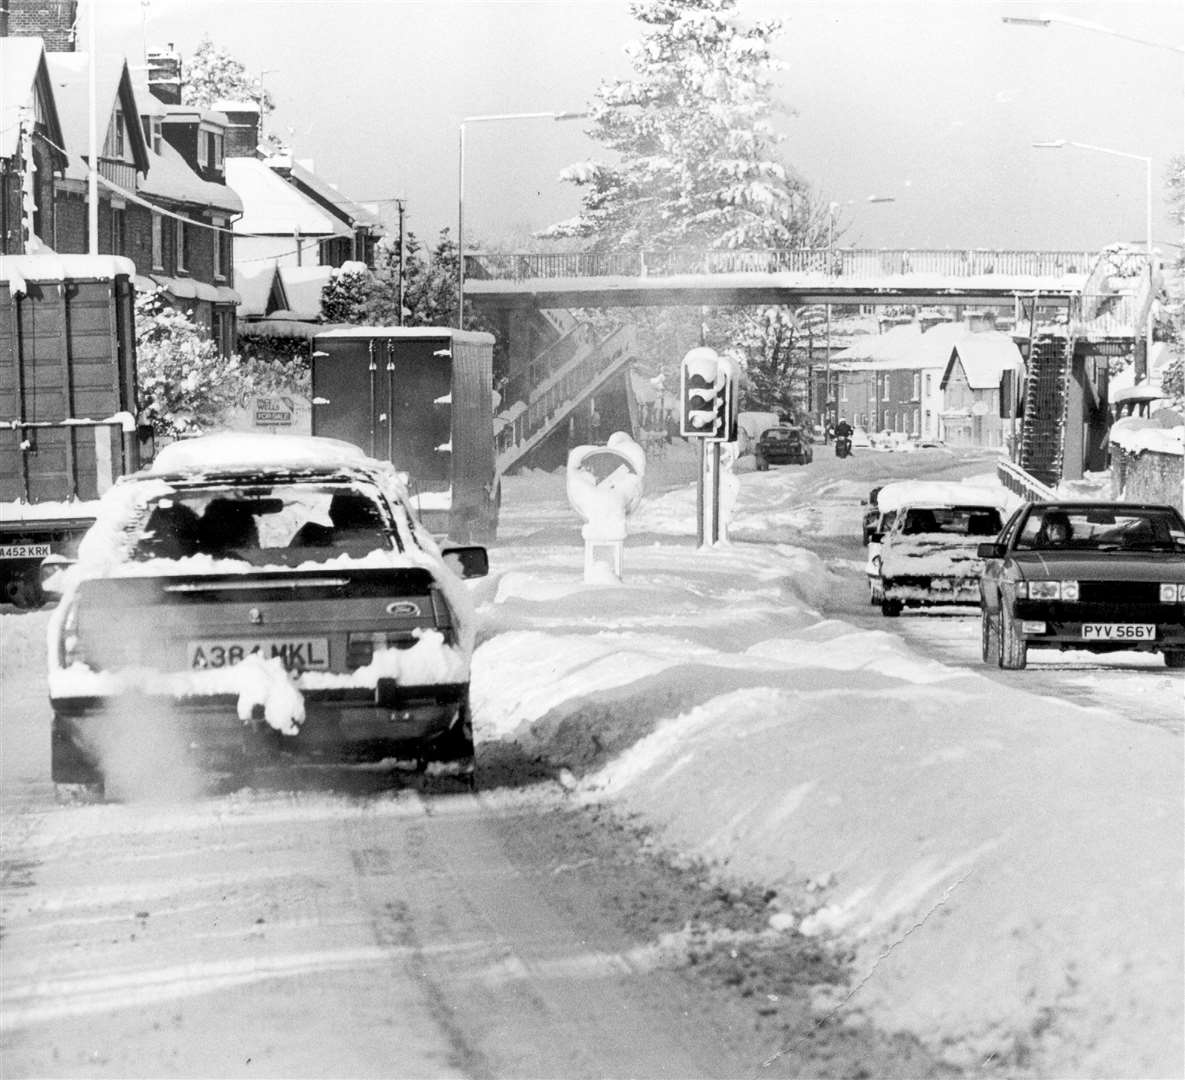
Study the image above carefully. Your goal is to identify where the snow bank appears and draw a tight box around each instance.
[472,451,1182,1077]
[1109,420,1184,457]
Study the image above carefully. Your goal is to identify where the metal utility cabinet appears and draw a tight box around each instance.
[310,327,499,541]
[0,255,142,606]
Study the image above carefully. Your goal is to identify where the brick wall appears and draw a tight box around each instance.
[1110,447,1185,513]
[5,0,78,51]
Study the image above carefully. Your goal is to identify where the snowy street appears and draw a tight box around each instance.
[2,442,1181,1078]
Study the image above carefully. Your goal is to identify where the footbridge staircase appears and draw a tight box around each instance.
[493,319,637,474]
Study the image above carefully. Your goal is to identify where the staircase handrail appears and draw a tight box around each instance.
[495,325,636,473]
[997,458,1058,502]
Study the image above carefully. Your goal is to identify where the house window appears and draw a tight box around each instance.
[839,383,848,403]
[913,372,921,400]
[110,207,125,256]
[152,118,162,154]
[175,216,188,272]
[197,131,208,168]
[104,110,126,159]
[212,133,224,170]
[151,213,163,270]
[924,373,932,396]
[213,218,227,280]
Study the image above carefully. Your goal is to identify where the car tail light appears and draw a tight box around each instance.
[346,631,420,670]
[1022,580,1078,600]
[1160,583,1185,602]
[59,602,86,667]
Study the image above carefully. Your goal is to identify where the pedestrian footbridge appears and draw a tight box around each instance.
[464,248,1107,310]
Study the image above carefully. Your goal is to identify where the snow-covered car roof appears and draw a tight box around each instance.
[875,480,1010,514]
[150,432,379,475]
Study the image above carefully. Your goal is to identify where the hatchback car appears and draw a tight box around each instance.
[978,500,1185,669]
[754,426,812,469]
[866,483,1009,617]
[46,434,488,797]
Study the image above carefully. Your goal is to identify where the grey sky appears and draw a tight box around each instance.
[94,0,1183,255]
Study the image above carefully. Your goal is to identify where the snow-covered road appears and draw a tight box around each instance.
[2,440,1181,1079]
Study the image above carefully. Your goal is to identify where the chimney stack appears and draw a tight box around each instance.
[4,0,80,51]
[147,43,182,104]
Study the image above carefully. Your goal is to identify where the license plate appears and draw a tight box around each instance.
[1081,624,1155,641]
[189,638,330,671]
[0,543,52,559]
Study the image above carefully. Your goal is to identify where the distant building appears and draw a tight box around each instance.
[940,337,1023,449]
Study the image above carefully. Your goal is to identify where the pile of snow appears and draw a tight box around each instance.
[1109,416,1185,457]
[471,448,1182,1077]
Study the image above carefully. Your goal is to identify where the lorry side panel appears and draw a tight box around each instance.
[0,275,136,502]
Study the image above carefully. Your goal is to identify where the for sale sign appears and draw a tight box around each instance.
[254,396,296,427]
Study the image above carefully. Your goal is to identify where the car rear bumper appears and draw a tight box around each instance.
[50,682,470,767]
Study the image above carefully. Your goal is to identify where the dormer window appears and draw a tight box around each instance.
[197,130,208,168]
[105,109,126,159]
[212,133,224,170]
[152,118,162,154]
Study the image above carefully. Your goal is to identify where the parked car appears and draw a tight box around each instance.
[754,426,812,469]
[861,486,885,545]
[978,500,1185,670]
[866,482,1009,616]
[45,433,489,798]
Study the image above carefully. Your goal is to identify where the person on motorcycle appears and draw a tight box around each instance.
[834,417,854,439]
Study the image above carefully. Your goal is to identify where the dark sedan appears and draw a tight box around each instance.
[754,426,812,469]
[978,501,1185,670]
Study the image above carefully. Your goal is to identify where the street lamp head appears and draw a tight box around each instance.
[866,195,896,203]
[1001,16,1052,27]
[552,111,590,121]
[1032,140,1067,149]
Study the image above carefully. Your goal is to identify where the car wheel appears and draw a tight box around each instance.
[1165,651,1185,669]
[999,607,1027,670]
[51,715,104,789]
[980,608,999,664]
[880,596,903,617]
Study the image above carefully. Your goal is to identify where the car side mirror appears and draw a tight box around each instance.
[442,545,489,579]
[868,532,883,544]
[977,542,1004,559]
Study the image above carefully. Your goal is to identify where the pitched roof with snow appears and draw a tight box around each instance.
[46,52,150,181]
[1,38,66,164]
[224,157,352,237]
[273,158,382,230]
[942,337,1022,390]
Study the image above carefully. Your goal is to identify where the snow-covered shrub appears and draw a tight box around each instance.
[135,291,305,437]
[320,261,370,323]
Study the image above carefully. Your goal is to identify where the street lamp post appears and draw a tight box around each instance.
[456,110,587,329]
[1002,14,1183,54]
[1033,139,1154,376]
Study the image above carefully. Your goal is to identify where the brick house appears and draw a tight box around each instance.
[4,2,243,354]
[0,36,68,253]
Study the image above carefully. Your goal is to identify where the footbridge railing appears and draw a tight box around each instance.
[467,248,1100,283]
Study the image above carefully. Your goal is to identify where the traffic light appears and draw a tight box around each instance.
[680,347,720,437]
[680,348,738,441]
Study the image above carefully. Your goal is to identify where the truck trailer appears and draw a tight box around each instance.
[0,255,142,607]
[310,327,499,542]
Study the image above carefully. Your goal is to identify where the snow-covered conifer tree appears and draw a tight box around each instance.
[545,0,809,251]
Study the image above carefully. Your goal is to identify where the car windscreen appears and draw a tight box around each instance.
[131,481,400,564]
[1015,507,1185,552]
[897,506,1003,537]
